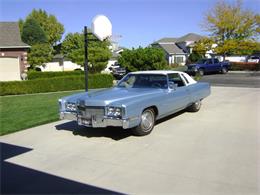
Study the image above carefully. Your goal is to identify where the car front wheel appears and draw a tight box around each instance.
[221,67,228,74]
[198,68,204,76]
[133,108,155,136]
[188,100,201,112]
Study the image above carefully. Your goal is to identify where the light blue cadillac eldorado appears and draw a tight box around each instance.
[59,71,210,136]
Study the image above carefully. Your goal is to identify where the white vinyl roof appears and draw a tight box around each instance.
[132,70,183,75]
[130,70,197,85]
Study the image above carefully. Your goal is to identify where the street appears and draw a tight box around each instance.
[1,86,259,195]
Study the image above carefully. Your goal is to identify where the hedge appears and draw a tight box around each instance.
[230,62,260,71]
[0,74,114,96]
[27,71,85,80]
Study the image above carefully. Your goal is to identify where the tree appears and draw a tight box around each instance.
[118,47,167,71]
[28,44,53,68]
[18,19,24,34]
[193,38,215,56]
[188,51,204,63]
[202,0,260,56]
[23,9,64,46]
[236,40,260,55]
[61,32,112,73]
[21,18,47,45]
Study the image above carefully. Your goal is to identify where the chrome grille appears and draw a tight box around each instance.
[78,106,104,119]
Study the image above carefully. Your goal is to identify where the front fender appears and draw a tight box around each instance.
[123,99,161,128]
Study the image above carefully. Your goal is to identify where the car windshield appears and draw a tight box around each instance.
[117,74,168,89]
[196,59,207,64]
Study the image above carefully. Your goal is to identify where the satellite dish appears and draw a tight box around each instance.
[91,15,112,41]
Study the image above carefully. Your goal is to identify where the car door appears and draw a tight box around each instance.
[213,58,221,71]
[161,73,190,116]
[205,59,214,72]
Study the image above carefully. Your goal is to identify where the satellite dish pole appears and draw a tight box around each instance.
[84,15,112,92]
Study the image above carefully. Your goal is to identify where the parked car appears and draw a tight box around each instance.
[107,63,127,79]
[247,56,260,63]
[59,71,210,136]
[112,67,127,79]
[186,58,230,76]
[109,62,121,70]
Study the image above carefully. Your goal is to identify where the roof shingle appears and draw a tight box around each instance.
[155,37,178,43]
[177,33,204,42]
[159,44,185,54]
[0,22,30,48]
[155,33,204,44]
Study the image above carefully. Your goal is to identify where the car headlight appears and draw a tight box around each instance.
[106,106,123,118]
[65,102,77,112]
[192,66,197,71]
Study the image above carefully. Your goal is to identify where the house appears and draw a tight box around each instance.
[151,33,204,65]
[0,22,30,81]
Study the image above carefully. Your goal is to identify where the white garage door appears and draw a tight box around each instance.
[0,57,21,81]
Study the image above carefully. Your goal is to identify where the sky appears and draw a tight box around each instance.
[0,0,259,48]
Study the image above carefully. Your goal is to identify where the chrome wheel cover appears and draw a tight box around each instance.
[194,101,201,109]
[199,69,204,76]
[140,110,154,132]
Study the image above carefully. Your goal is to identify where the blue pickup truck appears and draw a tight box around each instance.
[186,58,230,76]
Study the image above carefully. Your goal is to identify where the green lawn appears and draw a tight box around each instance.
[0,90,83,135]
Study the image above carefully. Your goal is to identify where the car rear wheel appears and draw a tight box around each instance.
[133,108,155,136]
[188,100,201,112]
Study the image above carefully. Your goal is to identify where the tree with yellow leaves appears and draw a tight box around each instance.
[201,0,259,58]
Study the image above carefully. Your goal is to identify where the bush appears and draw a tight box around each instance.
[118,47,167,71]
[168,64,187,72]
[27,71,85,80]
[230,62,260,71]
[0,74,113,96]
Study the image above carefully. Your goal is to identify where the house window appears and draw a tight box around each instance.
[174,56,184,64]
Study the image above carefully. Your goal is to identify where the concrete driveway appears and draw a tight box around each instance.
[1,86,259,194]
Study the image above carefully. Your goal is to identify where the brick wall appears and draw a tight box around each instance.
[0,48,29,73]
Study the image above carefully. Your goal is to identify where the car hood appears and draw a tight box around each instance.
[188,63,200,67]
[64,87,164,106]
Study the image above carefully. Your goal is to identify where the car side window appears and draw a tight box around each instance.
[214,59,219,63]
[168,73,185,87]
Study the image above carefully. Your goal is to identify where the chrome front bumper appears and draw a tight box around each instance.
[60,111,77,121]
[59,111,137,129]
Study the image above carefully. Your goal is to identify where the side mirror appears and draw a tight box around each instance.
[168,81,177,91]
